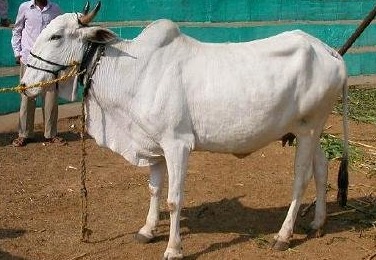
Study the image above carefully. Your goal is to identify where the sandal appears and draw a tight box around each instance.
[44,136,67,145]
[12,137,28,147]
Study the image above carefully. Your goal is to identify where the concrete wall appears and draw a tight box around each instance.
[6,0,374,22]
[0,0,375,114]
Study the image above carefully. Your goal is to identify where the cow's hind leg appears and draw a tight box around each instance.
[308,144,328,238]
[273,134,318,250]
[135,161,166,243]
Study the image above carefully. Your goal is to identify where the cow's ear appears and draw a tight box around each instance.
[83,27,117,43]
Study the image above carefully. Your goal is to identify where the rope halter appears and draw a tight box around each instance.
[16,52,85,97]
[28,52,74,77]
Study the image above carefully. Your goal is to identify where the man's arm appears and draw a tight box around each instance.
[11,4,26,64]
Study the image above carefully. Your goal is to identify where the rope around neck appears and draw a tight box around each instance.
[78,44,105,242]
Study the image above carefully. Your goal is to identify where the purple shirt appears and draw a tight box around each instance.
[11,1,61,64]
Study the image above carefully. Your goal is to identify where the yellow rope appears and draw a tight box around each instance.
[0,62,85,94]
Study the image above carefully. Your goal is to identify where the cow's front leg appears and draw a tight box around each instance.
[135,161,166,243]
[273,135,316,250]
[163,142,190,259]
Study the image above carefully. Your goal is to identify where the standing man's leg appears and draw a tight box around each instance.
[13,62,36,147]
[19,94,36,138]
[42,85,58,139]
[42,85,65,144]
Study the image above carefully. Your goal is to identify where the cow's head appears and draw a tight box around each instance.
[21,1,117,100]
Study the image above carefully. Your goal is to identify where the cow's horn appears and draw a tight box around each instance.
[82,1,90,15]
[79,1,101,25]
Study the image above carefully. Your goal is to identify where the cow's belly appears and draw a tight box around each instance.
[194,131,285,154]
[187,84,299,153]
[192,113,292,154]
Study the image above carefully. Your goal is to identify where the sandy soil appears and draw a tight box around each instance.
[0,114,375,260]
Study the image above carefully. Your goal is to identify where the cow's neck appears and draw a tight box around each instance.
[83,40,148,164]
[84,38,160,115]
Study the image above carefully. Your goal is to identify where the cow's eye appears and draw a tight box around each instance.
[49,34,62,41]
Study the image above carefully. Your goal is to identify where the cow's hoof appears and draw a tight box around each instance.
[162,257,183,260]
[307,228,324,239]
[134,232,154,244]
[163,248,183,259]
[271,239,290,251]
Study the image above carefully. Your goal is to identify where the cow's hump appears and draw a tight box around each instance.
[135,19,180,48]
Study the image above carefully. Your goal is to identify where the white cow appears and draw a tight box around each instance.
[21,3,349,259]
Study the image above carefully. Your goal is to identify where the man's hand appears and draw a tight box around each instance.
[15,56,21,64]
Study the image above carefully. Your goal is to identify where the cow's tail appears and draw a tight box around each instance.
[337,78,349,207]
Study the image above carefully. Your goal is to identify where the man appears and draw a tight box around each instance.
[0,0,10,27]
[11,0,65,147]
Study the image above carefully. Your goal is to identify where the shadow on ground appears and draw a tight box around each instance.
[151,196,375,259]
[0,229,27,260]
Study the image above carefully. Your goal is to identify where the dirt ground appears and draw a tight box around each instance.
[0,113,375,260]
